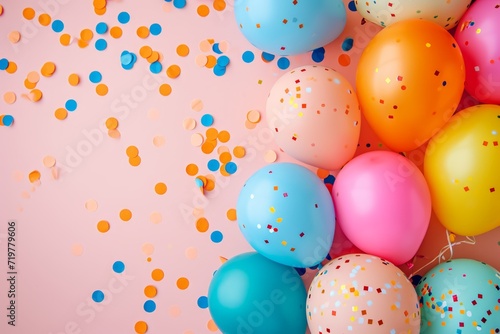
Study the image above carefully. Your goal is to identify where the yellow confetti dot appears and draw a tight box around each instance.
[96,83,108,96]
[196,217,209,232]
[60,33,71,46]
[159,84,172,96]
[176,44,190,57]
[151,268,164,281]
[28,170,41,183]
[110,26,122,39]
[217,130,230,143]
[186,163,199,176]
[134,321,148,334]
[119,209,132,222]
[29,89,43,102]
[247,109,261,123]
[137,26,150,38]
[97,220,110,233]
[144,285,157,298]
[5,61,17,74]
[41,61,56,77]
[176,277,189,290]
[155,182,167,195]
[38,13,51,26]
[54,108,68,120]
[80,29,93,41]
[226,208,237,221]
[105,117,118,130]
[129,155,142,166]
[8,31,21,44]
[139,45,153,58]
[197,4,210,17]
[213,0,226,11]
[126,145,139,158]
[3,91,16,104]
[233,146,246,158]
[166,64,181,78]
[23,7,36,20]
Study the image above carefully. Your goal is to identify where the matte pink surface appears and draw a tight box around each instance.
[0,1,499,334]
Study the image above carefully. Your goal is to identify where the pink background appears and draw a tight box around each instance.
[0,1,498,333]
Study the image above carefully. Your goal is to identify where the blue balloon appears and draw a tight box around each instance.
[234,0,347,55]
[237,163,335,268]
[208,252,307,334]
[417,259,500,334]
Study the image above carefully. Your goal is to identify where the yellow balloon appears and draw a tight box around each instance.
[424,104,500,236]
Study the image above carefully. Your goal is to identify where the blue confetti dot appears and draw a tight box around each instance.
[95,39,107,51]
[65,99,77,112]
[207,159,220,172]
[144,300,156,313]
[195,178,204,188]
[212,43,222,54]
[200,114,214,127]
[225,162,237,174]
[197,296,208,309]
[324,174,336,185]
[2,115,14,126]
[51,20,64,33]
[117,11,130,24]
[277,57,290,70]
[173,0,186,8]
[312,51,325,63]
[210,231,223,243]
[295,267,306,276]
[0,58,9,70]
[112,261,125,273]
[89,71,102,83]
[92,290,104,303]
[150,61,162,74]
[348,0,357,11]
[150,23,162,36]
[95,22,108,34]
[213,65,226,77]
[242,51,255,63]
[120,51,137,70]
[342,37,354,52]
[217,55,230,67]
[261,52,275,62]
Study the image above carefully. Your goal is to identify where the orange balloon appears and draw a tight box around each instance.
[356,19,465,152]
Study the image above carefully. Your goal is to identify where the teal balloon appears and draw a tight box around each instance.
[208,252,307,334]
[416,259,500,333]
[236,163,335,268]
[234,0,346,56]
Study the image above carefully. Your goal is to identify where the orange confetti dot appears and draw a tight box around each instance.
[137,26,150,38]
[220,163,230,177]
[219,152,232,163]
[23,7,36,20]
[217,130,230,143]
[166,64,181,78]
[5,61,17,74]
[201,140,216,154]
[110,26,122,38]
[206,127,218,140]
[3,92,16,104]
[246,109,261,123]
[213,0,226,11]
[176,277,189,290]
[196,217,209,232]
[60,33,72,46]
[186,163,199,176]
[146,51,159,63]
[41,61,56,77]
[24,78,36,89]
[96,83,108,96]
[93,0,107,9]
[144,285,157,298]
[38,13,51,26]
[77,39,89,48]
[205,178,215,191]
[54,108,68,120]
[108,129,121,139]
[151,268,164,281]
[29,89,43,102]
[105,117,118,130]
[94,6,106,15]
[197,4,210,17]
[155,182,167,195]
[205,55,217,68]
[80,29,94,41]
[43,156,56,168]
[134,321,148,334]
[207,319,218,332]
[139,45,153,58]
[28,170,41,183]
[0,5,3,15]
[338,53,351,67]
[8,31,21,44]
[126,145,139,158]
[119,209,132,222]
[176,44,190,57]
[129,156,142,166]
[233,146,246,158]
[317,168,330,179]
[159,84,172,96]
[226,208,237,221]
[97,220,110,233]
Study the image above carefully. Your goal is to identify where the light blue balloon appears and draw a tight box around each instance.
[236,163,335,268]
[208,252,307,334]
[234,0,347,55]
[416,259,500,333]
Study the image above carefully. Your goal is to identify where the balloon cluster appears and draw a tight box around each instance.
[209,1,500,333]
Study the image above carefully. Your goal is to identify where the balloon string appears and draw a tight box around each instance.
[407,230,476,279]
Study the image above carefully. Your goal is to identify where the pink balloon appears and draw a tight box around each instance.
[332,151,431,265]
[454,0,500,104]
[266,65,361,171]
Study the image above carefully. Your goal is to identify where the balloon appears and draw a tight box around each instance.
[424,104,500,236]
[356,19,465,152]
[416,259,500,333]
[208,252,307,334]
[307,254,421,334]
[266,65,361,171]
[355,0,472,29]
[333,151,431,265]
[454,0,500,104]
[236,162,335,268]
[234,0,346,56]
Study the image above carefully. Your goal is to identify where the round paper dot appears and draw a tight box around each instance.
[159,84,172,96]
[246,109,261,123]
[217,55,230,67]
[185,247,197,260]
[144,300,156,313]
[213,0,226,11]
[149,212,162,224]
[95,39,107,51]
[149,23,162,36]
[60,33,71,46]
[28,170,41,183]
[186,163,199,176]
[166,64,181,78]
[342,37,354,52]
[196,217,209,232]
[225,162,237,174]
[176,277,189,290]
[226,208,237,221]
[195,54,208,67]
[201,114,214,127]
[119,209,132,221]
[89,71,102,83]
[92,290,105,303]
[168,305,182,317]
[95,22,108,34]
[129,156,142,167]
[338,53,351,66]
[242,50,255,63]
[112,261,125,273]
[5,61,17,74]
[277,57,290,70]
[43,156,56,168]
[176,44,189,57]
[207,319,218,332]
[264,150,278,162]
[233,146,246,158]
[38,13,51,26]
[51,19,64,32]
[41,61,56,77]
[54,108,68,120]
[151,269,164,281]
[183,118,197,130]
[29,89,43,102]
[190,133,204,146]
[126,146,139,158]
[80,29,93,41]
[191,99,203,111]
[95,83,108,96]
[197,4,210,17]
[68,73,80,86]
[71,243,84,256]
[97,220,110,233]
[137,26,150,38]
[23,7,36,20]
[65,99,77,112]
[173,0,187,8]
[140,46,153,58]
[155,182,167,195]
[110,26,122,38]
[117,11,130,24]
[262,52,275,62]
[9,31,21,43]
[197,296,208,308]
[153,135,165,147]
[85,199,98,211]
[312,47,326,62]
[105,117,118,130]
[207,159,220,172]
[144,285,157,298]
[3,92,16,104]
[150,61,162,74]
[0,58,8,70]
[134,321,148,334]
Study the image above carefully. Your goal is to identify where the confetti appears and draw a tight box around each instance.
[264,150,278,162]
[8,31,21,43]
